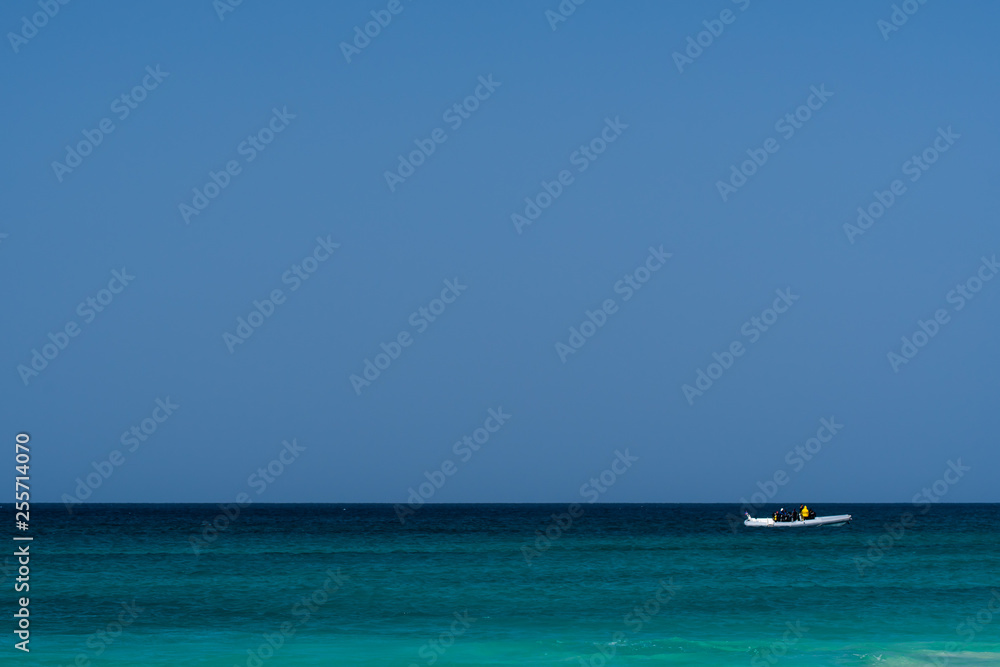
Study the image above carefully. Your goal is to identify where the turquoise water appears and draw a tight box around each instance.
[12,504,1000,665]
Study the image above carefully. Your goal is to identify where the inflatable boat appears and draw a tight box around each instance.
[744,513,852,528]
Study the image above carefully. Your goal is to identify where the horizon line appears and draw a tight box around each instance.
[19,500,999,505]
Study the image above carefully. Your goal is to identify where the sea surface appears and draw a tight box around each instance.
[9,503,1000,666]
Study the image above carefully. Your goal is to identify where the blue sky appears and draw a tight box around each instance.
[3,1,998,504]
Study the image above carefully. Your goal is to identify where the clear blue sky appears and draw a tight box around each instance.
[4,1,998,504]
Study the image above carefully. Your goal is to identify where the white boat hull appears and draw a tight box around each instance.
[744,514,852,528]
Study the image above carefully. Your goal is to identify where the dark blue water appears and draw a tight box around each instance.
[9,503,1000,665]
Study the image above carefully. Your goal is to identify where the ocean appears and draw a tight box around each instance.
[11,503,1000,666]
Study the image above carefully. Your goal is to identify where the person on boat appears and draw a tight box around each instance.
[800,505,810,520]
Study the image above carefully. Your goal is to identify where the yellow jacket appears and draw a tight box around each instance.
[801,506,810,519]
